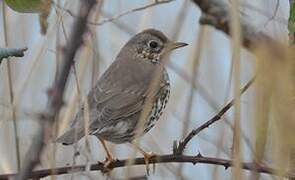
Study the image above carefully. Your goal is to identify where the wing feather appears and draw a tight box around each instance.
[57,55,164,144]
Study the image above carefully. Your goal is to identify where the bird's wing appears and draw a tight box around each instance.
[57,58,164,145]
[87,85,148,132]
[56,84,149,145]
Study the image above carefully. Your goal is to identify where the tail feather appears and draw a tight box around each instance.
[56,128,84,145]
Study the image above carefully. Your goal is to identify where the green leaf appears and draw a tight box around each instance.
[4,0,43,13]
[289,2,295,33]
[4,0,52,34]
[289,1,295,43]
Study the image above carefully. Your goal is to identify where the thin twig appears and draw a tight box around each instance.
[16,0,97,179]
[54,0,175,26]
[229,0,243,178]
[240,2,287,26]
[87,0,175,26]
[263,0,280,27]
[1,2,23,171]
[192,0,277,50]
[173,77,255,155]
[0,153,294,179]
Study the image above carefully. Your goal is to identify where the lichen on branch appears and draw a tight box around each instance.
[0,47,28,64]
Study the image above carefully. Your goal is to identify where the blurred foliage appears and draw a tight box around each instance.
[4,0,43,13]
[4,0,52,34]
[289,1,295,43]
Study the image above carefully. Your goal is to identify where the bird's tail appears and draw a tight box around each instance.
[56,128,84,145]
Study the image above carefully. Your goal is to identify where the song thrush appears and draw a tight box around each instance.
[57,28,187,171]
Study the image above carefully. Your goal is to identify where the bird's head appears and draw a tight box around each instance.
[126,29,188,64]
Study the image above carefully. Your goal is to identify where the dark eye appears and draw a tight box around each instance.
[148,40,158,49]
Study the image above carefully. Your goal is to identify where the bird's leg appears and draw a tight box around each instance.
[132,144,157,175]
[98,138,116,170]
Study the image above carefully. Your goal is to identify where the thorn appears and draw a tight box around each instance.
[172,140,178,154]
[196,151,203,158]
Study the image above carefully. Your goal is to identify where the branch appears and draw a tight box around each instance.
[0,153,294,179]
[55,0,175,26]
[16,0,97,179]
[173,77,255,155]
[91,0,175,26]
[0,47,27,64]
[191,0,277,50]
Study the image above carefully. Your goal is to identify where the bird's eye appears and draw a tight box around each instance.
[148,40,159,49]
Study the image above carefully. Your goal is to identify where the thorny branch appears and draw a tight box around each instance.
[173,77,255,155]
[0,153,294,179]
[16,0,97,179]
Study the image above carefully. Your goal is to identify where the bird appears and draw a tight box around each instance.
[57,28,187,172]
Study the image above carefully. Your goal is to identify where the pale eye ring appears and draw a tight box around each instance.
[148,40,159,49]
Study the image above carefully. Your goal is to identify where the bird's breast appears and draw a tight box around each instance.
[143,69,170,133]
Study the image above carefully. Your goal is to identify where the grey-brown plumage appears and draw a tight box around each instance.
[57,29,187,145]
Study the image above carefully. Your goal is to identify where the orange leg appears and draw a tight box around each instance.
[99,138,114,160]
[132,144,157,175]
[98,138,116,170]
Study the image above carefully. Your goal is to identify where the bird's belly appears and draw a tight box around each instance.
[95,119,136,144]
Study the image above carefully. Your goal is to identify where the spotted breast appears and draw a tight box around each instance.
[143,69,170,133]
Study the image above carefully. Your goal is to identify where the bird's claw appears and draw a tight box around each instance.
[142,152,157,175]
[101,157,118,173]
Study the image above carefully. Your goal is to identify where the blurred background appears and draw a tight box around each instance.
[0,0,291,179]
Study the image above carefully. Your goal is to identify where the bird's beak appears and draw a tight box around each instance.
[168,41,188,50]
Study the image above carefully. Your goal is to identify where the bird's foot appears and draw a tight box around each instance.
[98,138,117,173]
[101,156,118,173]
[142,151,157,175]
[131,143,157,175]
